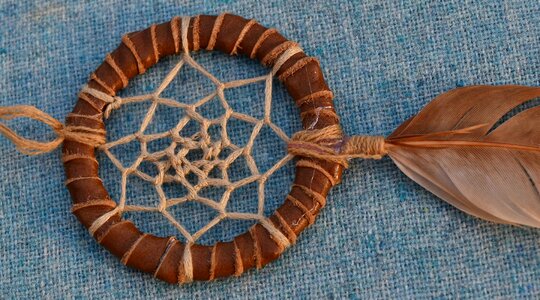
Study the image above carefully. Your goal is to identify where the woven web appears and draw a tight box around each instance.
[93,51,294,244]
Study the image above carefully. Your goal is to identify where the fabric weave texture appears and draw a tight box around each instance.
[1,0,539,298]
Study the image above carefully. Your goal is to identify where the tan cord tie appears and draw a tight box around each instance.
[288,125,387,167]
[0,105,106,155]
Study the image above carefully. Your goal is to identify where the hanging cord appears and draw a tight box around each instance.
[287,124,387,167]
[0,105,106,155]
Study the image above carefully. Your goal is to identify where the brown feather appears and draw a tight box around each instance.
[387,85,540,227]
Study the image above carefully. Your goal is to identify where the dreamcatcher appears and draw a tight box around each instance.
[1,13,539,284]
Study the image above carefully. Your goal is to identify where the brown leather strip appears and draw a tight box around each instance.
[191,16,199,51]
[213,241,236,279]
[77,93,103,113]
[121,233,148,264]
[110,44,140,82]
[63,153,99,182]
[208,244,217,280]
[72,204,117,230]
[99,221,143,259]
[232,239,244,276]
[300,107,340,124]
[279,57,320,82]
[293,183,327,208]
[65,176,102,186]
[249,226,262,269]
[66,177,109,204]
[65,14,343,284]
[236,21,266,57]
[281,63,331,112]
[270,212,297,243]
[153,236,177,277]
[296,162,338,195]
[261,40,298,66]
[177,254,188,283]
[122,35,146,73]
[260,217,290,250]
[196,15,215,50]
[252,224,283,267]
[297,159,339,185]
[213,14,250,55]
[255,32,289,64]
[207,13,226,51]
[62,154,98,164]
[155,21,176,58]
[286,191,321,226]
[277,199,311,237]
[150,24,160,62]
[290,186,322,221]
[93,215,122,241]
[190,244,212,281]
[273,52,305,77]
[170,16,181,53]
[185,18,195,53]
[233,231,256,271]
[286,195,315,225]
[90,73,115,95]
[124,234,172,274]
[72,199,116,212]
[105,54,128,88]
[154,238,184,284]
[230,19,256,55]
[93,62,124,95]
[129,28,160,70]
[250,28,277,59]
[297,90,334,107]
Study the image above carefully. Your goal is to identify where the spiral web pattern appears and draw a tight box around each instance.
[82,45,296,245]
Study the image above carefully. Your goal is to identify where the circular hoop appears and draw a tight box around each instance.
[63,13,343,283]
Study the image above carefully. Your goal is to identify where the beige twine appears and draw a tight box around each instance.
[0,105,105,155]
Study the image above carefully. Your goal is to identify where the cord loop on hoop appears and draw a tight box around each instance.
[0,105,105,155]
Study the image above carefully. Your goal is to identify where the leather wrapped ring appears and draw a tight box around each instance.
[63,13,343,283]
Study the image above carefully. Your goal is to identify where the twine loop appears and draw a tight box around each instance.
[288,125,387,167]
[0,105,105,155]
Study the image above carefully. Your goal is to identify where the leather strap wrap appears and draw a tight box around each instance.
[63,13,343,284]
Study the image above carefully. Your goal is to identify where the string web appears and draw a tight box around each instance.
[89,46,297,245]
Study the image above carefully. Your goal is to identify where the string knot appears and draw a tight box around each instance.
[104,97,123,119]
[80,85,122,119]
[288,125,387,168]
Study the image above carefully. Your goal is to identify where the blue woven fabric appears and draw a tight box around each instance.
[1,0,540,298]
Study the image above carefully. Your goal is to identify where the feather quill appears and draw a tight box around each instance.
[386,85,540,227]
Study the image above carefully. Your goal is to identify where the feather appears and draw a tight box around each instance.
[386,85,540,227]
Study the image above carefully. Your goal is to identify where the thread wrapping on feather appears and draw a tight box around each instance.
[287,124,387,167]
